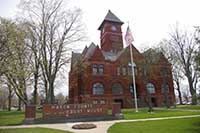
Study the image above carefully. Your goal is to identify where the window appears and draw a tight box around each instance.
[160,67,168,77]
[92,64,104,75]
[112,83,123,94]
[161,83,169,93]
[128,62,137,75]
[111,25,117,31]
[102,27,105,33]
[147,83,155,94]
[93,83,104,95]
[99,65,104,75]
[122,67,126,75]
[130,84,134,93]
[128,66,132,75]
[92,64,98,75]
[117,67,127,76]
[100,100,106,104]
[117,67,121,75]
[93,100,98,104]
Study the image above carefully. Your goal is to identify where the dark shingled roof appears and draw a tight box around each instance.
[98,10,124,30]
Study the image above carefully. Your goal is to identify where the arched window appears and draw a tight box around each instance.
[161,83,169,93]
[147,83,155,94]
[93,83,104,95]
[112,83,123,94]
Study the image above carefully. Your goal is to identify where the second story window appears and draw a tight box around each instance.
[117,67,121,75]
[92,64,104,75]
[92,64,98,75]
[122,67,126,75]
[128,66,132,75]
[99,65,104,75]
[117,66,127,76]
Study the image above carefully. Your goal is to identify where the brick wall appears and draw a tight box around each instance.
[43,103,109,119]
[25,105,36,120]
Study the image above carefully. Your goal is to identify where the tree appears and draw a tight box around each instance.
[172,65,184,104]
[0,18,12,76]
[140,48,160,112]
[165,25,199,104]
[158,42,184,105]
[24,22,41,105]
[0,18,31,105]
[19,0,85,104]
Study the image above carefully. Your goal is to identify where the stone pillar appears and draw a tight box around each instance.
[25,105,36,121]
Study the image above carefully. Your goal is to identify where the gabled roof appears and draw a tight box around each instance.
[98,10,124,30]
[90,46,105,61]
[82,46,88,56]
[142,48,170,65]
[102,50,124,61]
[84,42,97,59]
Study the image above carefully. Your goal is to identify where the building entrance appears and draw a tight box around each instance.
[114,99,123,108]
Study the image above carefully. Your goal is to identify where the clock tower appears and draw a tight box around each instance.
[98,10,124,53]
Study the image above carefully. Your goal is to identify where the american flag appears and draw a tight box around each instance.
[125,26,134,46]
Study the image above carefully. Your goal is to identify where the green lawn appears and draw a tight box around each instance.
[122,108,200,120]
[0,127,71,133]
[176,105,200,110]
[108,117,200,133]
[0,110,42,126]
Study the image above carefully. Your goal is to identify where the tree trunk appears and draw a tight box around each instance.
[8,90,12,111]
[164,92,170,108]
[176,81,183,104]
[48,78,54,104]
[8,84,12,111]
[18,98,21,111]
[33,73,38,104]
[147,92,153,112]
[187,77,197,105]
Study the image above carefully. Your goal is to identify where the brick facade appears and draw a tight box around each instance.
[69,10,175,108]
[25,105,36,120]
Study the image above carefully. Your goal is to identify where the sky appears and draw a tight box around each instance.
[1,0,200,95]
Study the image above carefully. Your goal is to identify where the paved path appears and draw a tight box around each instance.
[1,115,200,133]
[156,108,200,112]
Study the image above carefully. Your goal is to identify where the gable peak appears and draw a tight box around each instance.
[98,10,124,30]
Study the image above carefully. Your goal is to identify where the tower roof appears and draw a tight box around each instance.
[98,10,124,30]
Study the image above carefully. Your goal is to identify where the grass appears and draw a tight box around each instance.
[0,106,199,126]
[176,105,200,110]
[0,127,72,133]
[108,117,200,133]
[122,108,200,120]
[0,110,42,126]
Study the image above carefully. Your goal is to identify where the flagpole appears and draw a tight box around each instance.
[129,43,138,112]
[125,25,138,112]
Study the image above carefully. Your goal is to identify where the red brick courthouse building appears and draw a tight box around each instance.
[69,10,175,108]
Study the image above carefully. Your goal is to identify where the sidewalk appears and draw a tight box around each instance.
[1,115,200,133]
[156,107,200,112]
